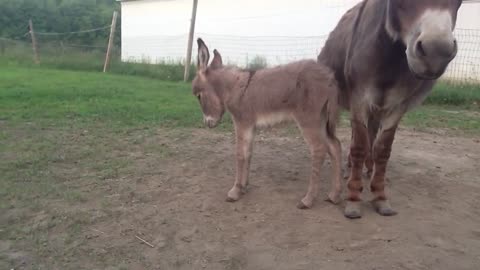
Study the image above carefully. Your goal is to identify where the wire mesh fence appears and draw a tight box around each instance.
[121,33,328,67]
[122,29,480,84]
[443,28,480,83]
[1,28,479,84]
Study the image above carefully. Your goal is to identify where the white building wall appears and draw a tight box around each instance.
[444,2,480,81]
[121,0,361,65]
[457,1,480,29]
[121,0,480,81]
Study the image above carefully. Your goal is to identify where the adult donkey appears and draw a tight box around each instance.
[318,0,463,218]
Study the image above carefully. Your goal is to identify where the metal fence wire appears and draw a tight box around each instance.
[121,29,480,84]
[444,28,480,83]
[1,28,479,84]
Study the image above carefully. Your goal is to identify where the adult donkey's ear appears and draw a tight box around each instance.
[385,0,401,40]
[210,49,223,70]
[197,38,210,70]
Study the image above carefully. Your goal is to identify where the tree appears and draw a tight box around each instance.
[0,0,121,46]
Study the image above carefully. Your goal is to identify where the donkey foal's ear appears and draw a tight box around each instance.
[210,49,223,70]
[197,38,210,70]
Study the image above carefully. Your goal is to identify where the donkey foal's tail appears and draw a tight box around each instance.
[326,91,339,139]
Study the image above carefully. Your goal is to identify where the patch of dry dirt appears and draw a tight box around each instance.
[3,127,480,270]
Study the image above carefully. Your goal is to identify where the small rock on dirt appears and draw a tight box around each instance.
[331,245,344,252]
[178,227,198,243]
[155,234,168,249]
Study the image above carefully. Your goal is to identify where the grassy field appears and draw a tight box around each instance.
[0,67,199,127]
[0,41,196,81]
[0,66,479,269]
[0,66,479,132]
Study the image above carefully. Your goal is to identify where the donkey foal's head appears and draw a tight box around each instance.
[192,38,226,128]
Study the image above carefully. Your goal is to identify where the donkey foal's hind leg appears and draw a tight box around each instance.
[297,127,327,209]
[325,137,342,205]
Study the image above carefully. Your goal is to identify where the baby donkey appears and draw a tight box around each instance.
[192,38,342,209]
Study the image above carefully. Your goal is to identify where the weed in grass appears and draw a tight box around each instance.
[426,82,480,108]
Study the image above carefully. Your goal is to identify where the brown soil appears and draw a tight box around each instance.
[2,127,480,270]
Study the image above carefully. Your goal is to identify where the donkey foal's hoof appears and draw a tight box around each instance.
[344,201,362,219]
[325,192,341,205]
[296,200,312,210]
[226,188,242,202]
[225,197,238,203]
[372,200,398,216]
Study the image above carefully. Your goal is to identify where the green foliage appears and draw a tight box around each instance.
[247,55,268,70]
[0,0,120,46]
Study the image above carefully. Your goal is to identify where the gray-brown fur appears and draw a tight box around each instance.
[193,38,342,209]
[318,0,462,218]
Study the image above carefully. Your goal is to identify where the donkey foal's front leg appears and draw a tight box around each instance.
[227,126,254,202]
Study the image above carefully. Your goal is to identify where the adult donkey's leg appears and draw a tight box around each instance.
[365,117,379,177]
[344,131,353,179]
[345,121,377,181]
[226,123,255,202]
[345,118,369,218]
[370,123,399,216]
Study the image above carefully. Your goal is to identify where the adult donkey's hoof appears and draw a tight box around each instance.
[372,200,398,216]
[344,201,362,219]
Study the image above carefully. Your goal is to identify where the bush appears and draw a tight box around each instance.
[247,55,267,70]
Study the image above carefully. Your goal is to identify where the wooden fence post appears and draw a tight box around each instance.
[103,11,118,73]
[29,19,40,64]
[184,0,199,82]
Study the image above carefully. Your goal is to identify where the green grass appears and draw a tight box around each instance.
[426,82,480,108]
[0,66,479,133]
[1,42,479,106]
[403,106,480,133]
[0,41,195,81]
[0,67,203,128]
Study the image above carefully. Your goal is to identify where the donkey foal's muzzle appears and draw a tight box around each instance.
[203,116,219,128]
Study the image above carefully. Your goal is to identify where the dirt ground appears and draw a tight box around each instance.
[2,126,480,270]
